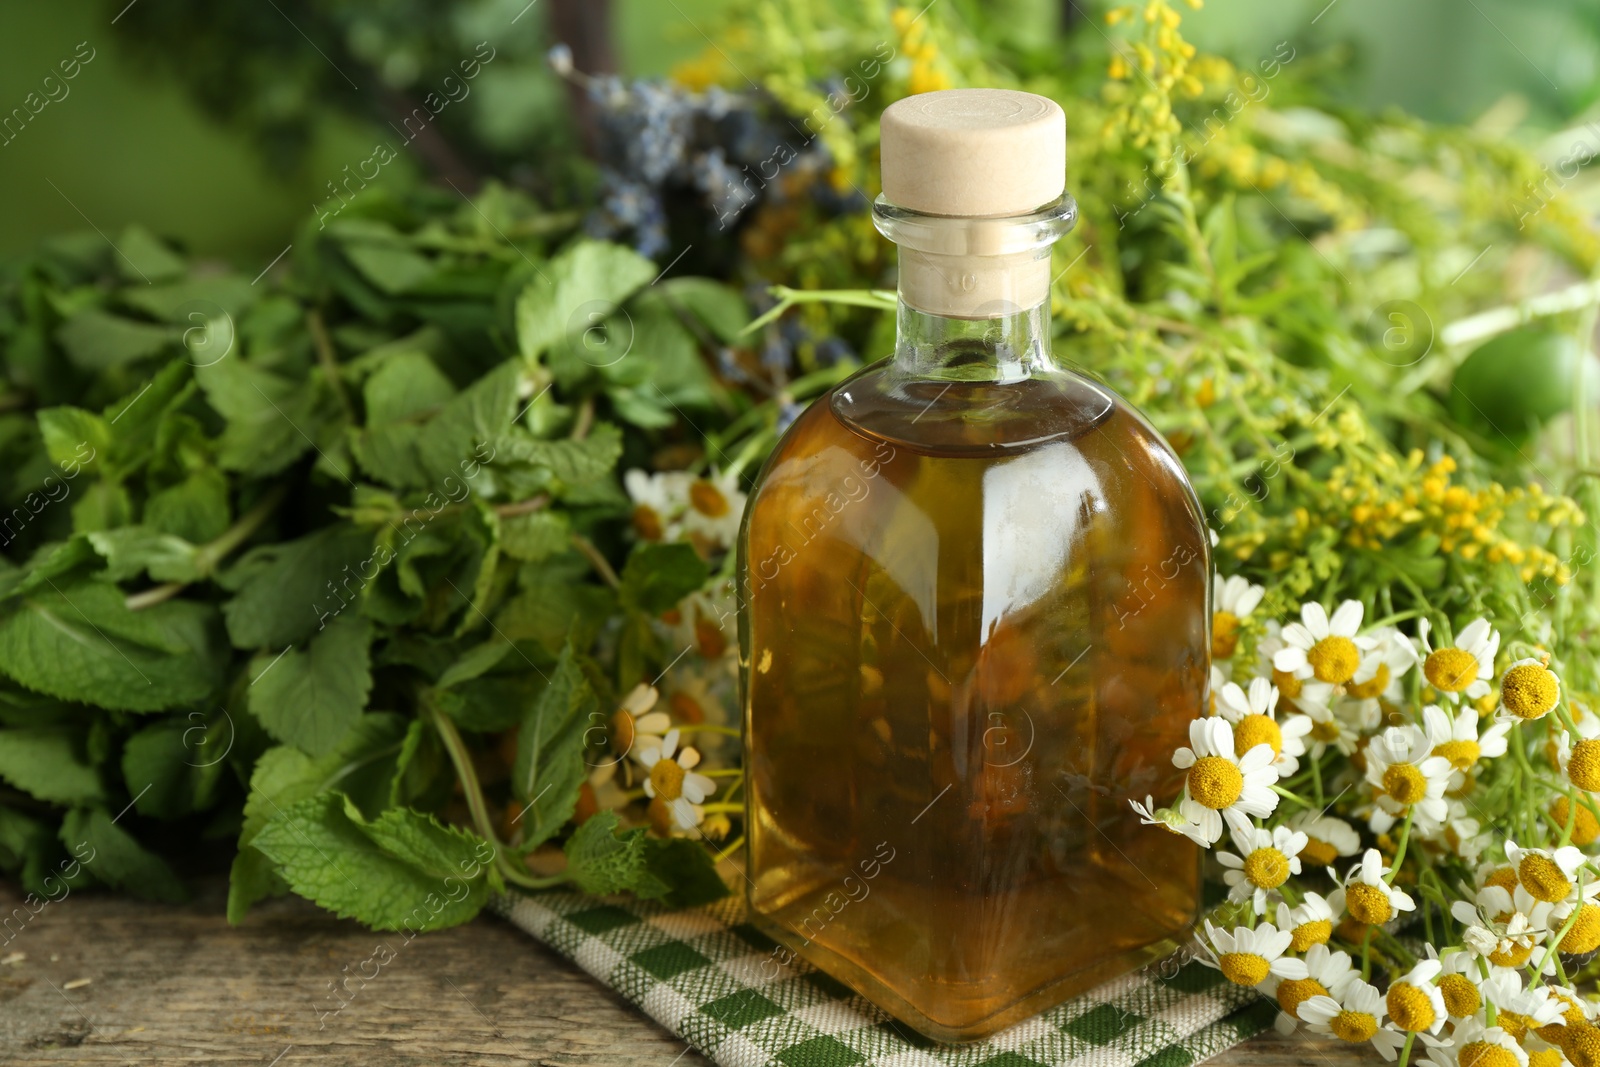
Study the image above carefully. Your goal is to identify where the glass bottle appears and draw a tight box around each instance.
[736,89,1209,1042]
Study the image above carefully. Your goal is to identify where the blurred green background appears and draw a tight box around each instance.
[0,0,1595,261]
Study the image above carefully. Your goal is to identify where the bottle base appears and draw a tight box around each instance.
[747,907,1190,1044]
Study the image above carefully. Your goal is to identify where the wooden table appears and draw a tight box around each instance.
[0,879,1359,1066]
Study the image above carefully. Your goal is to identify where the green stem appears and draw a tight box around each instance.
[125,483,289,610]
[1397,1030,1416,1067]
[422,692,554,892]
[1387,807,1416,881]
[743,286,896,334]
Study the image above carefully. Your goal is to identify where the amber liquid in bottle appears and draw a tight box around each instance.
[739,319,1208,1039]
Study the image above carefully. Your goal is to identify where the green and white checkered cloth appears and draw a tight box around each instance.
[492,890,1275,1067]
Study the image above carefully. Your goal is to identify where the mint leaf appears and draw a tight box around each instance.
[415,360,519,487]
[619,542,709,615]
[350,350,458,488]
[251,793,491,932]
[643,837,729,907]
[511,646,596,850]
[62,807,187,903]
[55,310,175,371]
[121,718,226,819]
[196,355,337,476]
[116,224,187,283]
[0,581,223,711]
[492,422,623,487]
[248,615,373,757]
[88,526,203,583]
[0,727,104,804]
[562,811,663,898]
[498,510,570,562]
[516,240,657,361]
[221,524,374,649]
[144,468,230,543]
[359,805,495,882]
[435,639,512,690]
[37,406,111,472]
[655,277,749,343]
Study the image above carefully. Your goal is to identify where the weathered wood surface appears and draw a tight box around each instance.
[0,879,1366,1066]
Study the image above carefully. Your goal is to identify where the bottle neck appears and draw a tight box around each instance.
[873,194,1077,382]
[894,297,1054,383]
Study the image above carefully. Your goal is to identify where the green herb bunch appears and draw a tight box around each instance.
[0,185,744,929]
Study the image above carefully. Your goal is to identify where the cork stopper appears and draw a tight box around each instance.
[880,89,1065,218]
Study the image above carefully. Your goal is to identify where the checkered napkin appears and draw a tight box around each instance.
[491,890,1275,1067]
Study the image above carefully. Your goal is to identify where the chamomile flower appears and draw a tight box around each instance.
[1422,1019,1528,1067]
[1435,800,1492,864]
[1557,714,1600,792]
[1277,891,1336,952]
[1497,658,1562,723]
[1130,795,1213,848]
[610,683,672,759]
[639,729,718,832]
[1298,979,1407,1059]
[1275,600,1374,686]
[1343,627,1419,722]
[1214,677,1311,776]
[1328,849,1416,927]
[679,468,746,549]
[1451,884,1559,971]
[1300,696,1364,759]
[1422,703,1510,785]
[1418,617,1500,703]
[623,468,691,541]
[1386,959,1448,1035]
[1213,572,1265,660]
[1171,717,1282,846]
[1287,812,1362,868]
[1506,842,1586,905]
[1484,971,1568,1041]
[1197,919,1308,986]
[1218,820,1308,912]
[1263,943,1358,1033]
[1435,951,1483,1018]
[1363,724,1452,834]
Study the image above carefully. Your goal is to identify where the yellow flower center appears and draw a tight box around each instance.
[689,479,730,518]
[1244,847,1292,889]
[1330,1010,1379,1043]
[1273,667,1303,700]
[1439,973,1481,1017]
[1347,663,1392,700]
[1345,883,1394,925]
[1386,982,1437,1032]
[1213,610,1241,659]
[1571,740,1600,792]
[1562,1023,1600,1067]
[1300,836,1338,867]
[1307,636,1361,684]
[1235,714,1283,758]
[1424,648,1480,693]
[1218,952,1272,986]
[1497,1011,1532,1042]
[1562,903,1600,955]
[631,504,665,541]
[1501,662,1559,719]
[1459,1041,1519,1067]
[1187,756,1244,809]
[1434,739,1481,772]
[1519,854,1573,903]
[1553,797,1600,847]
[1529,1049,1566,1067]
[610,709,637,754]
[1310,719,1342,743]
[1275,977,1328,1019]
[1290,919,1333,952]
[1382,763,1429,806]
[1483,866,1519,893]
[1489,941,1533,968]
[650,757,686,801]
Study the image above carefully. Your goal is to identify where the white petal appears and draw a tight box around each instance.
[1328,600,1363,637]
